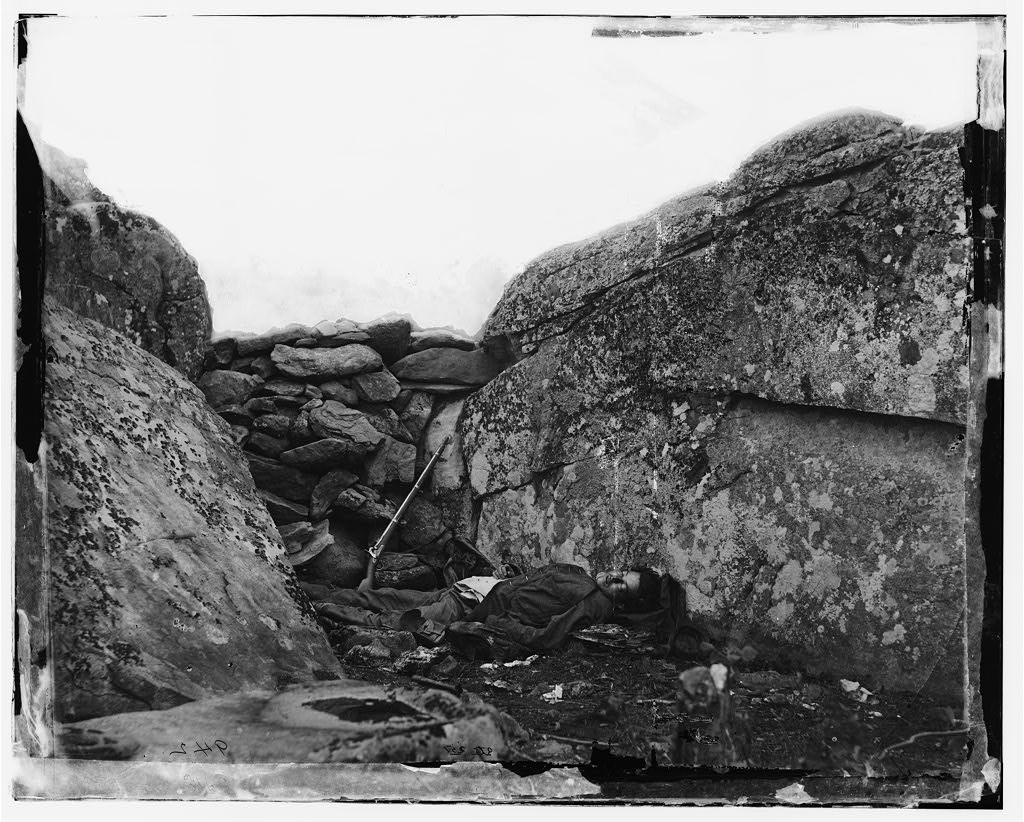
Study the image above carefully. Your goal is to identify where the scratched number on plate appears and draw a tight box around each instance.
[443,744,493,758]
[170,740,229,756]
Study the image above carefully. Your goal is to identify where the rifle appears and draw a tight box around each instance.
[362,434,451,590]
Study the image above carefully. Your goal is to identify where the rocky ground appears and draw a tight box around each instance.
[328,619,969,778]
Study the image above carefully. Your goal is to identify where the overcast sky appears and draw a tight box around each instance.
[21,16,981,336]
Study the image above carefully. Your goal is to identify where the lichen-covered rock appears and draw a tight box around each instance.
[271,344,382,381]
[484,112,968,426]
[38,141,213,381]
[36,301,340,722]
[391,348,504,386]
[425,399,476,542]
[463,112,972,698]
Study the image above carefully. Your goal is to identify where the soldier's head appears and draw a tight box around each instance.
[594,567,662,611]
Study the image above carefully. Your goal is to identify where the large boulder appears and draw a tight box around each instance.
[31,301,340,722]
[37,140,213,380]
[463,112,972,698]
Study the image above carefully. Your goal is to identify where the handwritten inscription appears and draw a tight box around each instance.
[443,744,494,758]
[170,740,229,757]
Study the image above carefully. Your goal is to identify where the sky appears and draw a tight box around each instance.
[20,16,982,336]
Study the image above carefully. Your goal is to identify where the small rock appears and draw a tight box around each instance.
[296,539,368,588]
[304,384,323,400]
[331,488,397,522]
[206,337,237,367]
[434,655,460,678]
[196,370,263,408]
[245,454,319,502]
[308,401,385,448]
[300,398,324,411]
[271,344,382,381]
[398,391,434,442]
[249,354,277,379]
[257,379,306,397]
[309,468,360,520]
[374,563,436,591]
[279,519,334,566]
[245,432,290,459]
[353,369,401,403]
[312,320,339,338]
[409,328,477,353]
[288,410,318,445]
[236,323,314,356]
[386,494,447,549]
[390,348,502,386]
[258,490,309,524]
[333,626,417,657]
[294,337,318,348]
[343,640,392,664]
[252,414,293,438]
[363,316,412,364]
[244,396,303,417]
[280,438,372,470]
[361,405,414,443]
[227,424,249,447]
[319,380,359,405]
[363,436,417,486]
[376,552,419,572]
[218,405,253,426]
[396,381,476,396]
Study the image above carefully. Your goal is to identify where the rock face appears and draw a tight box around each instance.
[463,112,972,697]
[36,301,341,722]
[36,139,213,380]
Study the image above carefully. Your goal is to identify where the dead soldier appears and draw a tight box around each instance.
[312,562,703,661]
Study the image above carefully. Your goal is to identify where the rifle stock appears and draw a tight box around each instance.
[362,434,452,589]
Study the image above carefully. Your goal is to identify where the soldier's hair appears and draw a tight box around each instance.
[629,567,663,612]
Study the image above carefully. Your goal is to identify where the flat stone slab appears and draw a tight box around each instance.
[56,679,518,764]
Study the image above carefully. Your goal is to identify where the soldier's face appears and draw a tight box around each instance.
[595,570,642,602]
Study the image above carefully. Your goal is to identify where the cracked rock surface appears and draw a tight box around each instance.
[462,111,972,699]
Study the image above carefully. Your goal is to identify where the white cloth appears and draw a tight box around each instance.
[452,575,502,604]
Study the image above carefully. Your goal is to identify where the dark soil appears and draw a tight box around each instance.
[333,625,969,778]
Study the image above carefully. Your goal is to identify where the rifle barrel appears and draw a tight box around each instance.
[369,434,451,560]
